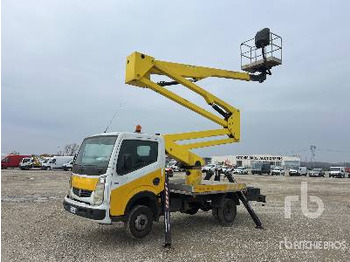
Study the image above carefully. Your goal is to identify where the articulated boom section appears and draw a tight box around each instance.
[125,52,256,185]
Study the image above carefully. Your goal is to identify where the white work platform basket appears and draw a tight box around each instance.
[240,30,282,73]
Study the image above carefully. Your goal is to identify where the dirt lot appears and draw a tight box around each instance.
[2,169,350,262]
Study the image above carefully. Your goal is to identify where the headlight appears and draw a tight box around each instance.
[93,177,106,206]
[67,174,73,198]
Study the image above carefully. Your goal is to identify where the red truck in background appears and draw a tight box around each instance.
[1,155,30,169]
[346,167,350,178]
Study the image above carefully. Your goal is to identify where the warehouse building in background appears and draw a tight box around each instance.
[210,154,300,168]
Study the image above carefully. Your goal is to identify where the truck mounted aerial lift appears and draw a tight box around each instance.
[63,28,282,245]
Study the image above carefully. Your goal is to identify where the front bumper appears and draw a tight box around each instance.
[309,173,322,177]
[272,172,282,175]
[63,199,105,220]
[330,173,343,177]
[63,196,111,223]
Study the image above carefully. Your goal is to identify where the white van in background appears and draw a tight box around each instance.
[329,167,346,178]
[298,167,307,176]
[42,156,74,170]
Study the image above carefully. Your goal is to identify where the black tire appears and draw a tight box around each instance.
[46,166,51,170]
[217,198,237,226]
[212,207,219,220]
[126,205,153,239]
[185,207,199,215]
[201,205,211,212]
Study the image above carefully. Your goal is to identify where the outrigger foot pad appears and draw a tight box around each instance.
[164,243,171,248]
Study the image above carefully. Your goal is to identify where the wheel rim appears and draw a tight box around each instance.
[134,214,148,231]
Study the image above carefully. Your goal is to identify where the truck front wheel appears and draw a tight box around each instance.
[217,198,237,226]
[126,205,153,239]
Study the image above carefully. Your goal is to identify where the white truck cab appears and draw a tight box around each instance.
[64,132,165,225]
[19,157,32,170]
[329,167,346,178]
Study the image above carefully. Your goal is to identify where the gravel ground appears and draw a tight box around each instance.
[2,169,350,262]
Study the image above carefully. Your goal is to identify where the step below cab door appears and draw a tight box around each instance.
[109,134,165,217]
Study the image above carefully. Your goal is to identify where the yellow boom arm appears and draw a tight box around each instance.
[125,52,260,185]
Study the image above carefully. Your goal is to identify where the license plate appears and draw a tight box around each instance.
[70,206,77,214]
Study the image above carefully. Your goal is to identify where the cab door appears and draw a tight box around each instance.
[109,136,164,217]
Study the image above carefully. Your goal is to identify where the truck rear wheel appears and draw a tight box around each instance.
[185,207,199,215]
[212,207,219,220]
[217,198,237,226]
[126,205,153,239]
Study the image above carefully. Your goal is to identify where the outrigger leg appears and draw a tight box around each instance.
[163,173,172,248]
[237,191,263,229]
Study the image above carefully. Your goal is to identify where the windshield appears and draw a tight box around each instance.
[313,168,322,171]
[22,158,31,163]
[73,136,117,176]
[330,167,341,171]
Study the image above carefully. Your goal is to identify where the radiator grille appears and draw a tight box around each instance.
[73,187,92,198]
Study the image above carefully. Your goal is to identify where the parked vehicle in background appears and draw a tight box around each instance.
[19,157,33,170]
[164,166,174,177]
[308,168,325,177]
[289,167,299,176]
[271,166,285,176]
[299,167,307,176]
[42,156,74,170]
[214,164,223,174]
[290,167,307,176]
[170,164,180,172]
[1,155,30,169]
[220,165,230,174]
[63,160,73,171]
[329,167,346,178]
[345,167,350,178]
[233,167,248,174]
[251,162,270,175]
[202,164,216,173]
[19,155,43,170]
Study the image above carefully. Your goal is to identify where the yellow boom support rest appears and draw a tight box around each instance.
[125,52,252,185]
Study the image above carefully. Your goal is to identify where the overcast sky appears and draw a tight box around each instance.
[2,0,350,162]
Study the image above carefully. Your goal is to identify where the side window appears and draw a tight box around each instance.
[117,140,158,175]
